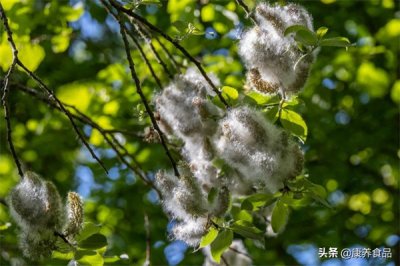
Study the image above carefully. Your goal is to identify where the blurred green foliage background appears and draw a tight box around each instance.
[0,0,398,265]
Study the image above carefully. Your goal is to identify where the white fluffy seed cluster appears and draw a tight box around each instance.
[8,171,84,260]
[238,2,316,94]
[154,69,304,246]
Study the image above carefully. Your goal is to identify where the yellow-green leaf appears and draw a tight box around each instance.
[280,109,308,143]
[210,230,233,263]
[222,86,239,101]
[199,227,218,248]
[271,201,289,233]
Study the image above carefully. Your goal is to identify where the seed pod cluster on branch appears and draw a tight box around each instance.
[238,2,316,94]
[8,171,84,260]
[154,1,316,251]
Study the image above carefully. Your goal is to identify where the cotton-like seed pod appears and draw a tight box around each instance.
[8,171,64,231]
[214,107,303,194]
[18,230,57,260]
[155,171,178,198]
[172,217,208,247]
[210,186,230,217]
[154,68,222,140]
[238,2,316,94]
[64,192,84,237]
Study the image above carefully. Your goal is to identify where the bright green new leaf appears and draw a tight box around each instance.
[18,42,45,72]
[222,86,239,101]
[319,37,351,47]
[232,206,253,222]
[231,220,264,240]
[103,256,121,263]
[0,222,11,231]
[79,233,108,250]
[57,83,92,112]
[271,201,289,233]
[201,4,216,22]
[391,80,400,104]
[199,227,218,248]
[210,229,233,263]
[51,251,74,260]
[76,222,101,242]
[241,193,276,211]
[63,3,84,22]
[280,109,308,143]
[246,91,280,105]
[316,27,329,39]
[140,0,162,6]
[76,250,104,266]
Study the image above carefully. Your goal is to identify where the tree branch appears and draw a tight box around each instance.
[0,3,24,179]
[0,3,108,175]
[133,21,175,79]
[235,0,257,25]
[108,0,230,108]
[12,83,162,197]
[102,0,180,177]
[144,213,151,266]
[126,27,163,90]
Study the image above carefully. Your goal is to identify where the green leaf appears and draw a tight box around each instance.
[316,27,329,39]
[284,25,311,36]
[241,193,276,211]
[79,233,108,250]
[246,91,279,105]
[199,227,218,248]
[231,220,264,240]
[264,106,279,123]
[52,251,74,260]
[0,222,11,231]
[210,230,233,263]
[231,206,253,222]
[280,109,308,143]
[75,250,104,266]
[222,86,239,101]
[295,30,318,46]
[319,37,351,47]
[284,24,317,46]
[76,222,101,242]
[140,0,162,6]
[271,201,289,233]
[104,256,121,263]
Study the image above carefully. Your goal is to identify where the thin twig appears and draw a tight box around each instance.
[221,254,230,266]
[102,0,180,177]
[54,231,73,247]
[154,36,182,73]
[0,3,24,179]
[229,247,252,259]
[0,198,8,207]
[108,0,230,108]
[17,62,109,174]
[133,21,174,79]
[126,27,163,90]
[13,83,162,197]
[144,213,151,266]
[0,3,108,175]
[235,0,257,24]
